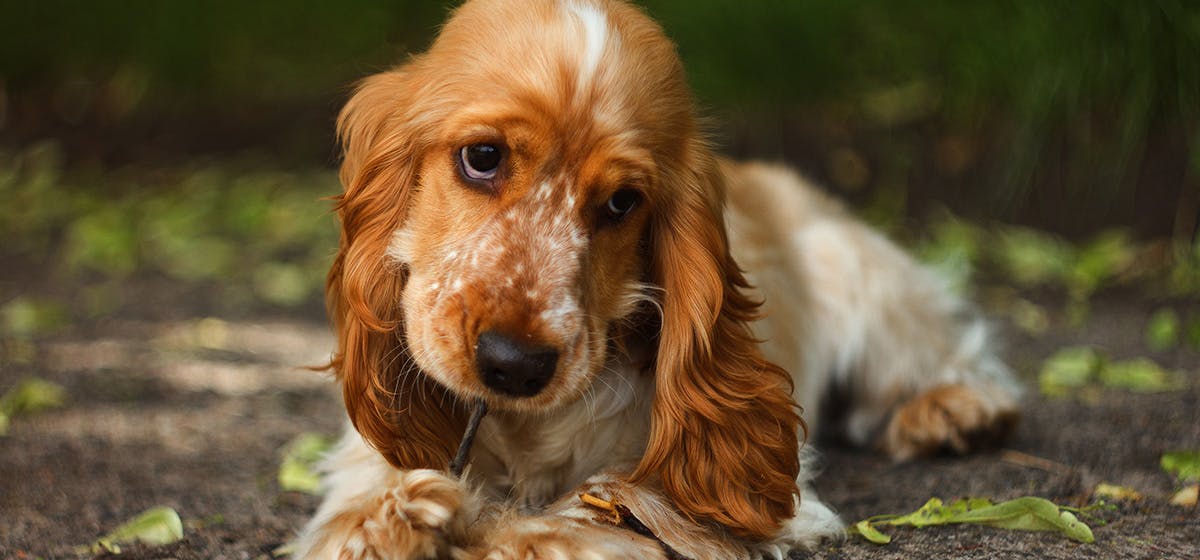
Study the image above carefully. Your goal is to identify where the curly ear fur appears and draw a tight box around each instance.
[327,67,468,470]
[631,141,803,541]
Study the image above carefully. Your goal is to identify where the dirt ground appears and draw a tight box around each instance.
[1,279,1197,559]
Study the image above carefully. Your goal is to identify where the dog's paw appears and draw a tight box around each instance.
[881,383,1017,461]
[309,469,467,560]
[474,517,664,560]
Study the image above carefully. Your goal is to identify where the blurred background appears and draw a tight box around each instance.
[1,0,1198,326]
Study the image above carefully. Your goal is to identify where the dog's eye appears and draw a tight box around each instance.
[460,144,502,181]
[603,188,642,222]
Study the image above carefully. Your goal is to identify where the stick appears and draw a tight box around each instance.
[1000,449,1074,474]
[449,400,488,477]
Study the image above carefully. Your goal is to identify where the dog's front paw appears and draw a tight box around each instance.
[301,469,468,560]
[881,383,1018,461]
[475,518,665,560]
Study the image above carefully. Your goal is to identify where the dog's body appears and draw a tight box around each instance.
[294,1,1018,558]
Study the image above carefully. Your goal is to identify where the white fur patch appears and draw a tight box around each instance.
[386,227,416,265]
[539,295,581,337]
[565,1,608,88]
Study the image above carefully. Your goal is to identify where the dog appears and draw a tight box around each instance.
[293,0,1020,557]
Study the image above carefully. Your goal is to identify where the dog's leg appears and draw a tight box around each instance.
[794,210,1020,460]
[292,428,481,560]
[725,163,1019,461]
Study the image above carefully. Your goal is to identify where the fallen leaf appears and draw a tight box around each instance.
[1099,358,1183,392]
[851,519,891,544]
[850,496,1095,545]
[917,212,984,293]
[1068,230,1134,298]
[1038,347,1099,396]
[279,432,333,494]
[1039,349,1182,396]
[1093,483,1142,501]
[1,297,68,337]
[1161,451,1200,482]
[254,262,314,307]
[1146,309,1180,352]
[1186,317,1200,350]
[1010,298,1050,335]
[993,227,1073,288]
[81,506,183,554]
[952,497,1094,543]
[0,377,67,435]
[1169,485,1198,507]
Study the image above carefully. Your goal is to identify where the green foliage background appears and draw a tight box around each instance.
[3,1,1198,231]
[1,0,1199,316]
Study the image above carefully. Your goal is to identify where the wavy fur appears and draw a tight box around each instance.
[298,1,1019,558]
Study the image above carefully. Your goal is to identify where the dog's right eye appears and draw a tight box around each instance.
[460,144,502,182]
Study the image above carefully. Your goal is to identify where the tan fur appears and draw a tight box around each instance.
[882,383,1019,461]
[297,0,1020,558]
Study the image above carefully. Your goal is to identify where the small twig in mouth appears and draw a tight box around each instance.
[449,400,488,477]
[579,493,695,560]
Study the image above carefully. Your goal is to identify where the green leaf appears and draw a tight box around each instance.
[949,497,1094,543]
[82,506,184,554]
[881,497,995,528]
[1146,309,1180,352]
[1162,451,1200,482]
[254,262,314,307]
[917,212,984,292]
[0,377,67,434]
[279,432,333,494]
[1038,347,1099,396]
[1010,298,1050,335]
[993,227,1073,288]
[1170,484,1199,507]
[1093,483,1142,502]
[849,497,1096,545]
[62,204,140,277]
[1068,230,1134,298]
[1,297,69,337]
[154,237,237,281]
[851,519,892,544]
[1098,358,1182,393]
[1187,317,1200,350]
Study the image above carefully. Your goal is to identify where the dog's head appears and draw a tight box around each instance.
[327,0,801,539]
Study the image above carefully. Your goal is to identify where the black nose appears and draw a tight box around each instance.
[475,331,558,397]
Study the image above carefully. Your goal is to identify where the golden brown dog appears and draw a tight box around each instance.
[295,1,1019,558]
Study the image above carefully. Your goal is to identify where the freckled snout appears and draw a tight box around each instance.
[475,331,559,397]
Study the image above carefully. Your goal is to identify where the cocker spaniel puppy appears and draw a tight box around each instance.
[294,0,1020,558]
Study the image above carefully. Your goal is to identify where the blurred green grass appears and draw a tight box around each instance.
[1,0,1198,326]
[0,143,338,321]
[1,1,1196,235]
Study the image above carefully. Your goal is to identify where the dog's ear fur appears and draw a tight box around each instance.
[631,141,803,540]
[327,66,468,470]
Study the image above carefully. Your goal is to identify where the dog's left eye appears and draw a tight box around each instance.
[460,144,502,181]
[603,188,642,222]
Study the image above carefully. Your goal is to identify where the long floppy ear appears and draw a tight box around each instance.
[326,67,468,470]
[631,142,803,540]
